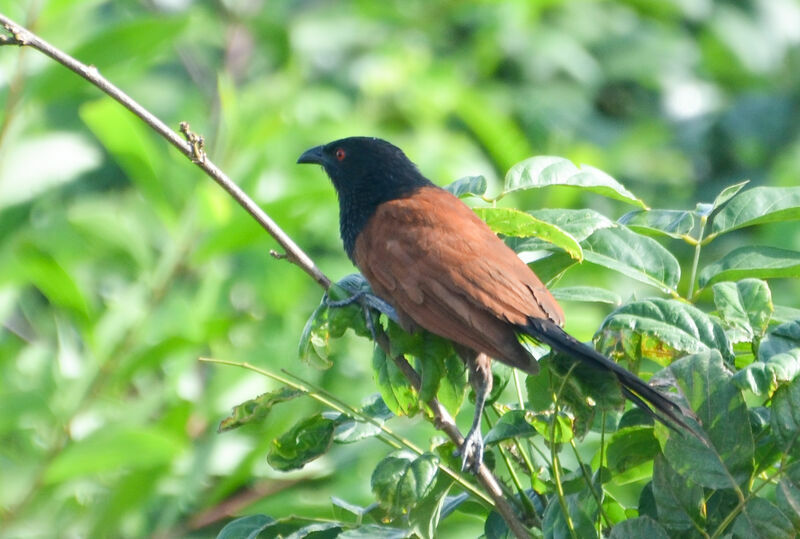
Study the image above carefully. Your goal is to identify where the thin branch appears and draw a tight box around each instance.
[0,12,329,291]
[0,13,531,538]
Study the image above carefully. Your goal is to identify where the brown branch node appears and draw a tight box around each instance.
[179,121,206,164]
[1,23,26,45]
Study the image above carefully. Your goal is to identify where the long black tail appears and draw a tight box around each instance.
[524,317,694,433]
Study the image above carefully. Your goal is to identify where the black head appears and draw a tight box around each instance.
[297,137,432,260]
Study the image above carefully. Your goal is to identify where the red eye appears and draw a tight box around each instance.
[335,148,346,161]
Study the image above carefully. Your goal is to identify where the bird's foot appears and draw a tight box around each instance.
[324,291,365,308]
[457,428,484,473]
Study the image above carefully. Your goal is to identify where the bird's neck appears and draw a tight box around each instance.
[337,175,432,261]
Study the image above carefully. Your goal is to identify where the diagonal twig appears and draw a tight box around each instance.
[0,13,530,538]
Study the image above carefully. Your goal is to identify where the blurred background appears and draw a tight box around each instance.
[0,0,799,537]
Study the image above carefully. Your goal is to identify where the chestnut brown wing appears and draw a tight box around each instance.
[353,186,564,373]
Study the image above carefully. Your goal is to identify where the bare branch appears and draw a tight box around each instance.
[0,12,330,291]
[0,13,530,537]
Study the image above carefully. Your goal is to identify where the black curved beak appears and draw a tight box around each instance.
[297,145,325,165]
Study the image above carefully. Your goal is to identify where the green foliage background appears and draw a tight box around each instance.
[1,0,799,537]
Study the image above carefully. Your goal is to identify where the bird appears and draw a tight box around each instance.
[297,136,690,472]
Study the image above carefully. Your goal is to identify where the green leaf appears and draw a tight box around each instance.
[606,426,659,473]
[372,347,420,417]
[338,524,412,538]
[595,298,734,367]
[371,452,439,517]
[219,387,304,432]
[773,305,800,324]
[618,209,695,239]
[710,180,750,215]
[285,522,342,538]
[436,353,468,418]
[776,461,800,529]
[443,175,487,198]
[699,246,800,288]
[651,454,705,531]
[551,286,621,306]
[12,246,91,320]
[531,208,616,242]
[297,302,333,369]
[530,412,574,444]
[609,516,669,539]
[0,133,101,210]
[331,496,375,523]
[582,226,681,294]
[770,376,800,458]
[267,414,336,471]
[45,427,183,483]
[527,251,579,284]
[483,410,538,445]
[712,279,773,344]
[710,185,800,237]
[731,497,795,539]
[759,320,800,361]
[80,97,167,208]
[733,350,800,395]
[333,393,394,444]
[657,350,754,489]
[408,473,453,539]
[542,471,601,538]
[525,353,625,438]
[474,207,582,260]
[504,155,647,208]
[217,514,276,539]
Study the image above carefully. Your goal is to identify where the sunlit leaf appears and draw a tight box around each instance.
[733,350,800,395]
[475,207,582,260]
[551,286,621,305]
[80,97,167,207]
[710,185,800,237]
[443,175,487,198]
[712,279,773,343]
[595,298,733,366]
[45,427,183,483]
[618,209,695,239]
[710,180,750,214]
[582,226,681,293]
[505,155,647,208]
[0,133,101,210]
[699,246,800,288]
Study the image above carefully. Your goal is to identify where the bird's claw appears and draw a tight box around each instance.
[457,429,484,473]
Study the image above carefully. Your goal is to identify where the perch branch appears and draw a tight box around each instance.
[0,13,529,538]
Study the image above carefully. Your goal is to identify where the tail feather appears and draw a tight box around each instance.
[524,318,693,433]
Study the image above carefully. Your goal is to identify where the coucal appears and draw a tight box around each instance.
[298,136,689,472]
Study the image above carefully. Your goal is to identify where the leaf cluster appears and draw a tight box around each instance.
[222,158,800,538]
